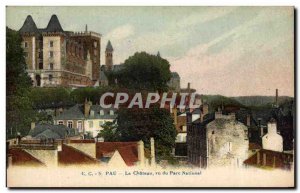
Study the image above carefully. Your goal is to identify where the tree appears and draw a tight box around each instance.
[6,27,34,139]
[115,52,172,92]
[97,121,120,142]
[116,105,177,160]
[30,87,73,110]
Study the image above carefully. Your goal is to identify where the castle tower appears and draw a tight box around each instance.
[105,40,113,70]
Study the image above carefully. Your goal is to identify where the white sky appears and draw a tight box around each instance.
[6,6,294,97]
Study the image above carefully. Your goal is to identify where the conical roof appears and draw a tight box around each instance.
[19,15,38,33]
[46,14,64,32]
[106,40,113,52]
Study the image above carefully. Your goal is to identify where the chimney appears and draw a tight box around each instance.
[84,98,91,117]
[260,126,264,137]
[246,114,251,127]
[90,110,95,117]
[31,122,36,130]
[275,89,278,106]
[138,140,145,167]
[150,138,156,166]
[173,107,178,125]
[85,24,88,32]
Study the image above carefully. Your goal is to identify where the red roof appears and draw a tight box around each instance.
[244,149,293,170]
[96,142,139,166]
[69,139,95,143]
[58,144,99,165]
[8,148,45,167]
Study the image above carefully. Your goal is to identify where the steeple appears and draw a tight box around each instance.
[46,14,64,32]
[19,15,38,33]
[105,40,113,70]
[85,24,88,32]
[106,40,114,52]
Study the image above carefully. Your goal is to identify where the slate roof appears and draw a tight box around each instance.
[28,123,77,139]
[19,14,64,34]
[46,14,64,32]
[55,104,85,120]
[55,104,117,120]
[99,69,108,81]
[19,15,38,33]
[106,40,113,51]
[88,105,117,119]
[96,142,139,166]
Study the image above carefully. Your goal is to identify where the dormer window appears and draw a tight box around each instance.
[100,110,104,116]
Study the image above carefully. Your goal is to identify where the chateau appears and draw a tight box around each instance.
[19,15,101,87]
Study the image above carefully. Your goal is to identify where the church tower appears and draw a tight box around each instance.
[105,40,113,70]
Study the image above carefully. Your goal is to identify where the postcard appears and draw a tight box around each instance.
[6,6,295,188]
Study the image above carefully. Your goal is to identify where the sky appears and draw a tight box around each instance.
[6,6,294,97]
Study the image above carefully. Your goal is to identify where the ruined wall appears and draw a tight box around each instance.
[206,119,249,168]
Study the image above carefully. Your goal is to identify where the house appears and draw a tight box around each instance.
[24,122,80,140]
[186,111,215,168]
[206,117,249,168]
[262,118,283,152]
[54,99,117,137]
[19,15,101,87]
[95,138,156,167]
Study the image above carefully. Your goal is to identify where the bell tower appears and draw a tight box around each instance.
[105,40,113,70]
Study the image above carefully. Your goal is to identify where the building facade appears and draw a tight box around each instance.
[19,15,101,87]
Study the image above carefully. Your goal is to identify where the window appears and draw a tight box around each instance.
[89,121,93,128]
[99,120,104,126]
[39,62,43,70]
[24,42,28,48]
[67,121,73,128]
[94,49,97,56]
[38,52,43,59]
[228,142,232,152]
[24,52,28,58]
[49,74,53,82]
[58,121,63,125]
[94,41,97,48]
[49,51,53,58]
[49,41,54,47]
[100,110,104,116]
[77,121,83,132]
[109,110,114,115]
[49,63,54,70]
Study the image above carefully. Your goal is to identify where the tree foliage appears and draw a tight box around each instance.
[6,27,34,138]
[114,52,172,92]
[30,87,73,109]
[116,105,177,160]
[97,121,120,142]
